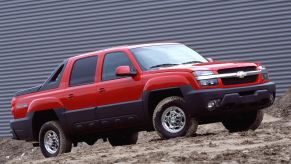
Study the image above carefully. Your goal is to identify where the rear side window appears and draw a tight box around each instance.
[102,52,134,81]
[70,56,98,86]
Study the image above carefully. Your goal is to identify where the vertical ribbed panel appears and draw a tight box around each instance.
[0,0,290,137]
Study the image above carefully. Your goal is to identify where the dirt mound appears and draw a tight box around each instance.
[2,114,291,164]
[0,139,42,164]
[266,88,291,118]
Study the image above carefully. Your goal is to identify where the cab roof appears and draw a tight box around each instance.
[69,42,181,60]
[111,42,180,49]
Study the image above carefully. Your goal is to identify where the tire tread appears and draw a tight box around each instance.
[39,121,72,157]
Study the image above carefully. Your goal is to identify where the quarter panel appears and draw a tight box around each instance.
[27,97,64,113]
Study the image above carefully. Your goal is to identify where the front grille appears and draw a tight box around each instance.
[218,66,258,85]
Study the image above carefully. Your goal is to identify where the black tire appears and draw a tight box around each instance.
[108,132,138,146]
[39,121,72,158]
[222,110,264,133]
[185,118,199,137]
[153,96,196,139]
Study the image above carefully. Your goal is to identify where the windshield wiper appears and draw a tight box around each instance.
[150,63,179,69]
[182,60,203,64]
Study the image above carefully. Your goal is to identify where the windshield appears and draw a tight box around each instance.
[131,44,207,70]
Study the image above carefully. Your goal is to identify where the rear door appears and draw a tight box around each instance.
[61,55,100,124]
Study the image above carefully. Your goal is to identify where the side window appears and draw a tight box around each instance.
[70,56,98,86]
[102,52,134,81]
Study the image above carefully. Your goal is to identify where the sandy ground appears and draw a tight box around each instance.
[1,113,290,164]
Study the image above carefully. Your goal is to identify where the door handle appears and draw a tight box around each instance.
[68,94,74,99]
[98,88,106,93]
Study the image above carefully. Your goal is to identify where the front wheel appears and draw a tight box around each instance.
[39,121,72,158]
[222,110,264,133]
[153,96,198,139]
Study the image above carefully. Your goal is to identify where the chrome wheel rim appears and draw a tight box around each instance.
[161,106,186,133]
[44,130,59,154]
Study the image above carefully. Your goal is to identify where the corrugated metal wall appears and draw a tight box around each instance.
[1,0,291,137]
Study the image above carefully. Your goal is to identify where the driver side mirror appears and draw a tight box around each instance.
[115,66,136,77]
[207,58,214,62]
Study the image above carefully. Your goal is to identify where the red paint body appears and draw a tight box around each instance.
[11,44,270,119]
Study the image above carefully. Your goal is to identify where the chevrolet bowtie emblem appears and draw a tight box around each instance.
[236,71,247,78]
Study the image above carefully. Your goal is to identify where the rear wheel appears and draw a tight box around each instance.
[108,132,138,146]
[153,96,198,139]
[222,110,264,132]
[39,121,72,158]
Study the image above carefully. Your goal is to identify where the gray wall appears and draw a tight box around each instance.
[1,0,291,137]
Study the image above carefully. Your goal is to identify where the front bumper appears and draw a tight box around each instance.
[181,82,276,122]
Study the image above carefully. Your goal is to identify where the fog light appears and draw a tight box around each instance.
[207,101,215,109]
[207,99,221,111]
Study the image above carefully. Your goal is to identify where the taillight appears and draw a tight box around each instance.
[11,97,16,117]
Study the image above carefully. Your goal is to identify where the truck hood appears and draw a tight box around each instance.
[159,61,259,72]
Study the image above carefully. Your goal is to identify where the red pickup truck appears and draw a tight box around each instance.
[10,43,275,157]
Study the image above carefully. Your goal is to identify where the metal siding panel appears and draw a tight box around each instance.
[0,0,290,137]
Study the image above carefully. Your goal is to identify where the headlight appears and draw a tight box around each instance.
[258,65,266,70]
[194,70,214,76]
[194,71,218,87]
[199,79,218,86]
[258,65,269,80]
[262,73,269,80]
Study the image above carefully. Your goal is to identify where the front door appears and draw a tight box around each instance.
[97,51,144,122]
